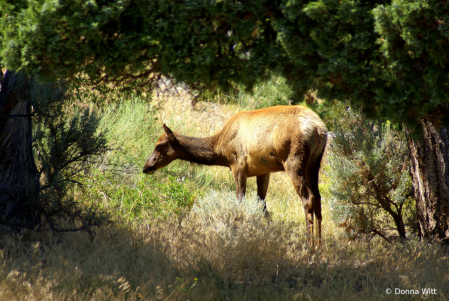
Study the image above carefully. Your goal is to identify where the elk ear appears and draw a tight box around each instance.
[163,124,177,144]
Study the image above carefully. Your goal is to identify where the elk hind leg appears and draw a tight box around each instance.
[302,186,315,246]
[306,154,324,246]
[286,167,314,246]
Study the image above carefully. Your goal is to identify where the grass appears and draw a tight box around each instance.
[1,79,448,300]
[1,204,448,300]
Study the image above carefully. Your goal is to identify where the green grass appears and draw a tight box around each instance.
[95,96,159,166]
[83,171,196,221]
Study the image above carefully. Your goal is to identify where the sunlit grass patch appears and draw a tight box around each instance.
[96,96,159,165]
[81,171,197,222]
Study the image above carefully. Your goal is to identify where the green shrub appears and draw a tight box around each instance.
[0,73,113,233]
[326,107,415,241]
[31,81,110,232]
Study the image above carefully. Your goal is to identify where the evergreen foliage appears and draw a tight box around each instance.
[2,0,449,128]
[327,106,415,241]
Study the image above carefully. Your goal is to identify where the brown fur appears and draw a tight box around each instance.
[143,105,327,245]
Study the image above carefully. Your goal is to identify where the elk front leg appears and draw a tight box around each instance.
[232,169,247,201]
[232,155,248,201]
[257,174,271,219]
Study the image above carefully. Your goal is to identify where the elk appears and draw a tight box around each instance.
[143,105,327,245]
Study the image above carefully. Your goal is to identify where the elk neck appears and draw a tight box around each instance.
[175,133,226,166]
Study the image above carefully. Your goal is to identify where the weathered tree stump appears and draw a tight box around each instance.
[0,70,40,229]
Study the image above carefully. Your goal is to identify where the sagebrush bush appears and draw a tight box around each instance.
[0,73,109,232]
[326,107,415,241]
[33,105,110,232]
[190,189,265,228]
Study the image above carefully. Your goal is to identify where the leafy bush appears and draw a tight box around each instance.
[327,107,415,241]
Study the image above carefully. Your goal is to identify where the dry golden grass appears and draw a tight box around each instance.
[0,199,448,300]
[1,93,448,300]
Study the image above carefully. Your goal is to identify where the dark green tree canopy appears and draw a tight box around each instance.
[1,0,448,128]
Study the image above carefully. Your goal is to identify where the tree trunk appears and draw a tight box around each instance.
[0,70,40,229]
[407,120,449,239]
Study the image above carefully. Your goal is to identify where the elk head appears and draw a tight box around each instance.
[143,124,180,175]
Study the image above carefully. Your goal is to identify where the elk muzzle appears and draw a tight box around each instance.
[143,152,159,175]
[143,165,155,175]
